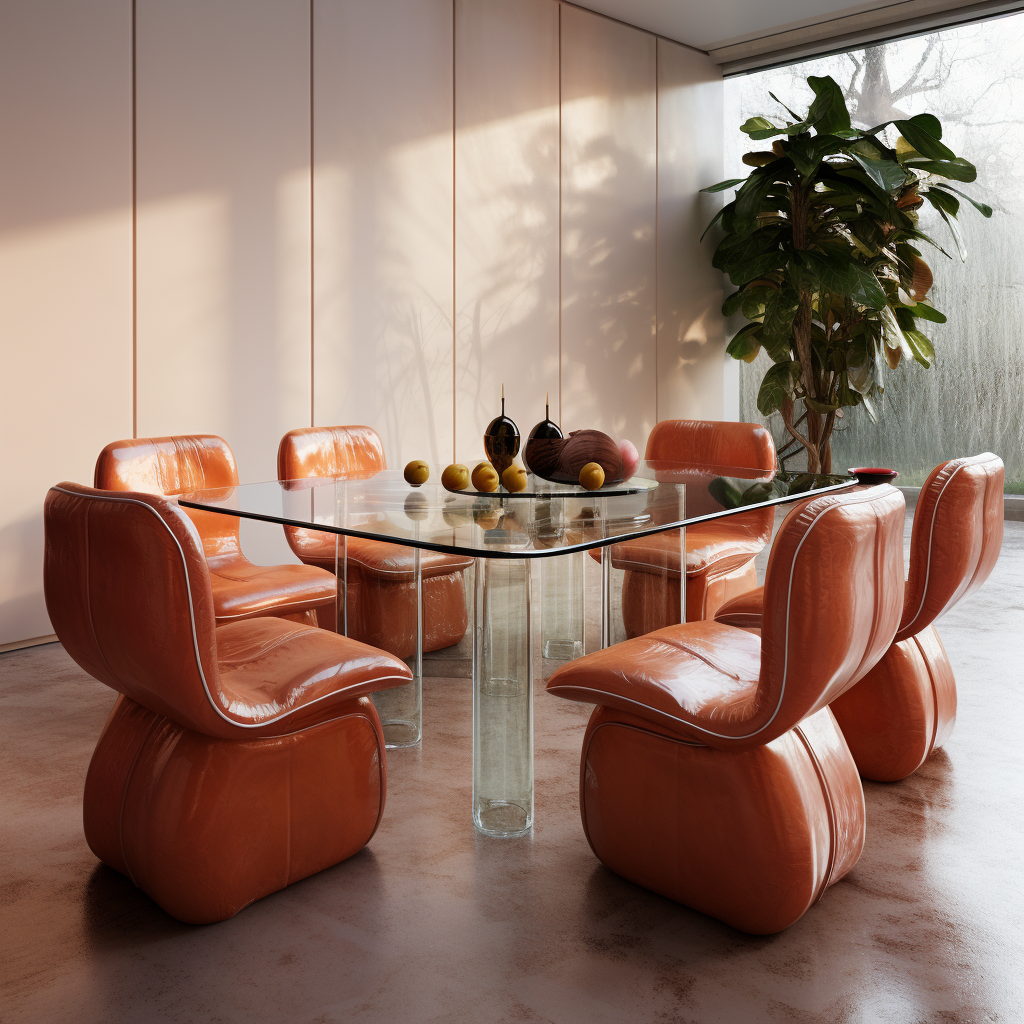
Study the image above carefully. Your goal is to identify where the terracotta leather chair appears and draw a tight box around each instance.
[95,434,336,626]
[44,482,411,924]
[277,426,472,660]
[718,453,1005,781]
[597,420,777,634]
[548,485,905,934]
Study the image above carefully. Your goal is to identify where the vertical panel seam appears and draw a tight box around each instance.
[654,36,659,428]
[131,0,137,438]
[454,0,458,460]
[557,2,563,429]
[310,0,315,428]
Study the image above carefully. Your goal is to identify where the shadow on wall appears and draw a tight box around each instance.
[456,115,560,449]
[561,130,656,452]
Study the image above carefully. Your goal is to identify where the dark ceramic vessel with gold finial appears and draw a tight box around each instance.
[483,385,520,476]
[523,394,563,476]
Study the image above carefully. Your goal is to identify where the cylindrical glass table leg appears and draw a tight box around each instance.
[473,556,533,837]
[600,546,612,649]
[541,550,584,661]
[371,544,423,748]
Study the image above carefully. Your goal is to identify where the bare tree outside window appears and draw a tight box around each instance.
[725,15,1024,488]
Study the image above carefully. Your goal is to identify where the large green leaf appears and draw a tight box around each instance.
[713,226,784,272]
[910,302,947,323]
[757,362,794,415]
[904,329,935,368]
[786,134,844,178]
[903,156,978,182]
[726,322,763,363]
[908,113,942,140]
[741,116,783,139]
[894,119,955,161]
[931,183,993,217]
[924,188,959,217]
[806,76,851,135]
[728,249,789,286]
[848,140,911,192]
[722,289,744,317]
[700,178,746,194]
[732,167,789,235]
[800,251,888,309]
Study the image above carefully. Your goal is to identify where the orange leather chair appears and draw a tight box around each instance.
[717,454,1004,781]
[597,420,777,633]
[44,482,412,924]
[95,434,337,626]
[277,426,472,660]
[548,485,905,934]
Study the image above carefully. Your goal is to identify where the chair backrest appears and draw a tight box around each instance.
[94,435,240,560]
[645,419,776,471]
[896,452,1004,643]
[753,484,906,744]
[43,482,233,737]
[278,425,387,482]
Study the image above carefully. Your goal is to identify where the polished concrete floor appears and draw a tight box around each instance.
[2,511,1023,1023]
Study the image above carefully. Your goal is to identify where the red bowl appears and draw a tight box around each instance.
[848,466,899,485]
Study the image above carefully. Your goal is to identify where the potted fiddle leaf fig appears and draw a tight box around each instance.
[703,74,992,473]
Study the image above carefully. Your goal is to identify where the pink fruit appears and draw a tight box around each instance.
[618,439,639,480]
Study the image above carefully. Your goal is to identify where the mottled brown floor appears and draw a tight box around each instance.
[2,513,1023,1023]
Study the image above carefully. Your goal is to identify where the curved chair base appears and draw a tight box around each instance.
[316,565,468,660]
[621,561,758,637]
[84,694,387,924]
[830,625,956,783]
[578,704,865,934]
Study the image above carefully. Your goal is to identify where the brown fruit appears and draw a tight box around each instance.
[471,462,499,493]
[403,460,429,486]
[579,462,605,491]
[501,464,528,492]
[441,463,470,491]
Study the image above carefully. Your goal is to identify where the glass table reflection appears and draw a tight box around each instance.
[179,461,854,838]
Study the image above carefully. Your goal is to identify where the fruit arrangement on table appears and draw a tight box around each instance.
[402,386,641,495]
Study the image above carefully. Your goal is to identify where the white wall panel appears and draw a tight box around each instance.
[454,0,560,463]
[135,0,312,486]
[656,39,726,424]
[560,5,657,454]
[313,0,454,467]
[0,0,132,645]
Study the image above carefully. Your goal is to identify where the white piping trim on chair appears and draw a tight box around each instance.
[54,486,411,731]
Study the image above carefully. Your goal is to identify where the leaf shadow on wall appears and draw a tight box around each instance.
[560,133,656,451]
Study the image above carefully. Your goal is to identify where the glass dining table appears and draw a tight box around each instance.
[179,461,855,838]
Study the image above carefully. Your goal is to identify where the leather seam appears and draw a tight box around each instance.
[53,487,411,732]
[793,722,838,906]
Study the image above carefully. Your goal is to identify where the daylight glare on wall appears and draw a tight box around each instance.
[725,15,1024,489]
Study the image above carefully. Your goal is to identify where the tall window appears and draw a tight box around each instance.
[724,16,1024,489]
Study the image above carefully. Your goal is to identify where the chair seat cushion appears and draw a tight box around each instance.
[546,621,763,747]
[288,529,473,581]
[590,516,771,579]
[208,554,337,621]
[214,616,412,736]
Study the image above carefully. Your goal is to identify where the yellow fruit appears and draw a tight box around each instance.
[501,464,528,492]
[579,462,605,491]
[471,462,499,493]
[403,460,429,486]
[441,463,470,491]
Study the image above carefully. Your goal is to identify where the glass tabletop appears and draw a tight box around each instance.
[177,461,856,559]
